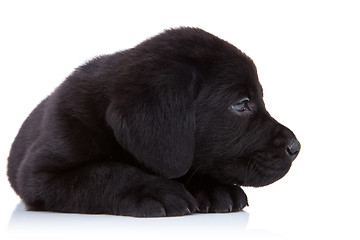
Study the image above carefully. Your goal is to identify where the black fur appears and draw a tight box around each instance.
[7,27,300,217]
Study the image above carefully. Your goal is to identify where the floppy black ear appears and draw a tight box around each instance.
[106,66,197,178]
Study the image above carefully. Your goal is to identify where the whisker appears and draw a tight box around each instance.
[248,160,259,182]
[244,159,252,184]
[185,165,201,184]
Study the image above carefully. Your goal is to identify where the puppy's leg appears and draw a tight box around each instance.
[17,156,198,217]
[184,177,248,213]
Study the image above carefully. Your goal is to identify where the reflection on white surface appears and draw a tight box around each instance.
[7,202,262,239]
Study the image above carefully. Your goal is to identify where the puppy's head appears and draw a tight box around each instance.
[106,28,300,187]
[193,51,300,187]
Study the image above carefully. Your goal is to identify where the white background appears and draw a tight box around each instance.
[1,1,359,239]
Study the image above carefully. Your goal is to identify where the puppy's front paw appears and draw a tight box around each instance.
[186,179,248,213]
[123,179,198,217]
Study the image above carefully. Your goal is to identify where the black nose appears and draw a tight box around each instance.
[286,138,301,161]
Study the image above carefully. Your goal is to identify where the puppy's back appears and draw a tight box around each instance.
[7,98,48,193]
[6,53,121,194]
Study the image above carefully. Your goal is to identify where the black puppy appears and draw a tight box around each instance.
[7,28,300,217]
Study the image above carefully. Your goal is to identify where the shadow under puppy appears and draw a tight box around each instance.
[7,27,300,217]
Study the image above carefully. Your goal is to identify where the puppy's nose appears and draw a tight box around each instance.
[286,138,301,161]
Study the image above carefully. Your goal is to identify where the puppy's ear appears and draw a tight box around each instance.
[106,66,197,178]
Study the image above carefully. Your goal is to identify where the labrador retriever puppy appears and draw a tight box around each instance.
[7,27,300,217]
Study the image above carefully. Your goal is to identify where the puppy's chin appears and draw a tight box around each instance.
[242,160,292,187]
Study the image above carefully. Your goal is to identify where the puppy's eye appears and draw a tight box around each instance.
[230,98,250,113]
